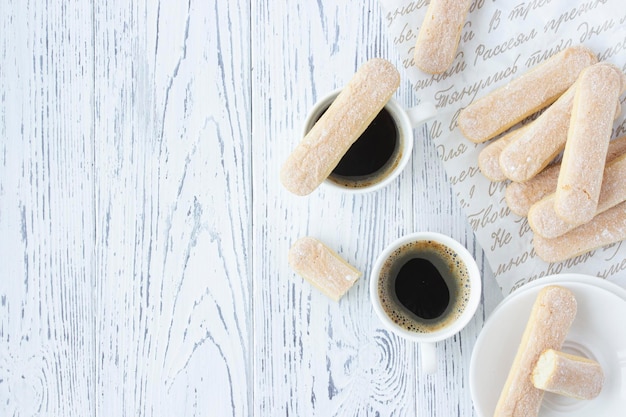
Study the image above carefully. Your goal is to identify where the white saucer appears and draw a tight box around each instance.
[470,274,626,417]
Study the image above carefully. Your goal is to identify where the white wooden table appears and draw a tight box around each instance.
[0,1,504,415]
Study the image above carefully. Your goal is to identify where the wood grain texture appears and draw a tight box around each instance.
[93,0,252,416]
[0,1,95,415]
[0,0,503,416]
[251,0,415,413]
[252,0,499,416]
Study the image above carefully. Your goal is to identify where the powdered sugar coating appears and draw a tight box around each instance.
[529,153,626,239]
[505,135,626,217]
[555,63,625,225]
[499,81,577,182]
[532,349,604,400]
[288,237,361,301]
[533,199,626,263]
[458,46,597,143]
[499,80,621,183]
[414,0,471,74]
[478,125,527,182]
[280,58,400,196]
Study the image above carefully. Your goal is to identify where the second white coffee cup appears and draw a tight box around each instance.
[370,232,482,373]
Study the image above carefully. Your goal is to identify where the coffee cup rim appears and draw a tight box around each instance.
[369,232,482,343]
[302,88,414,194]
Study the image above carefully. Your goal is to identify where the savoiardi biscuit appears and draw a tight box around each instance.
[554,63,626,225]
[457,46,596,143]
[505,135,626,217]
[529,152,626,239]
[500,79,622,183]
[478,125,529,182]
[288,237,361,301]
[280,58,400,196]
[414,0,472,74]
[532,349,604,401]
[533,199,626,263]
[499,82,577,183]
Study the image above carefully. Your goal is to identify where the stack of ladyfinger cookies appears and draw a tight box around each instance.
[457,45,626,263]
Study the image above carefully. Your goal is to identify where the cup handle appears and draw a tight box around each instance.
[407,103,438,127]
[420,342,438,374]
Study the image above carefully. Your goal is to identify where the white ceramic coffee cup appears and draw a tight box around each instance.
[302,88,413,194]
[369,232,482,374]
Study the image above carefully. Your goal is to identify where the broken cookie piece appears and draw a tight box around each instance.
[532,349,604,400]
[288,237,361,301]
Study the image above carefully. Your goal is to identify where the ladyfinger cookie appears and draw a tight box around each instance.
[533,199,626,263]
[500,80,623,182]
[280,58,400,196]
[532,349,604,400]
[554,63,625,225]
[494,286,577,417]
[499,82,577,182]
[505,163,561,217]
[529,152,626,238]
[505,135,626,216]
[478,125,529,182]
[288,237,361,301]
[414,0,471,74]
[458,46,596,143]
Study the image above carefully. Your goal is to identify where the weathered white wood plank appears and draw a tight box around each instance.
[253,0,499,415]
[0,0,503,415]
[0,1,95,415]
[93,0,251,415]
[253,0,417,415]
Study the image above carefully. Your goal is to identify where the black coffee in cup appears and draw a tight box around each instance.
[377,239,472,333]
[311,105,401,189]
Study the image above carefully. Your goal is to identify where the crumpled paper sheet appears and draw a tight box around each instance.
[380,0,626,294]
